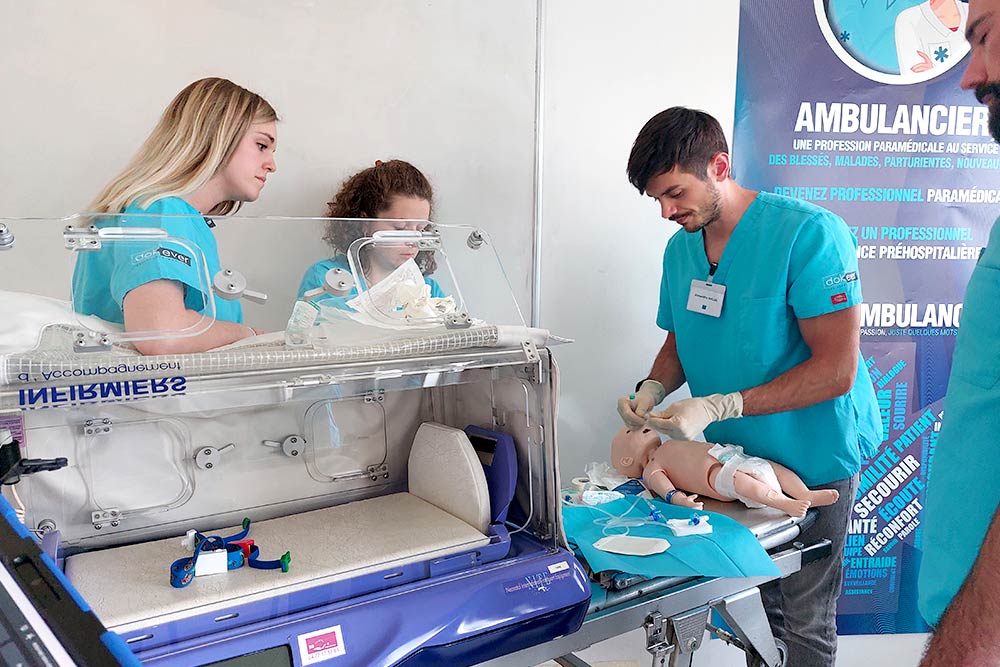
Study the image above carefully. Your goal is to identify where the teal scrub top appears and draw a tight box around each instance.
[297,256,445,310]
[918,219,1000,627]
[71,197,243,326]
[657,191,881,487]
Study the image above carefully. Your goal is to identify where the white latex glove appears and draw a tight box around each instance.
[616,379,666,429]
[647,392,743,440]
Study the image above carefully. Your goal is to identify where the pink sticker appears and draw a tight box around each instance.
[297,624,347,664]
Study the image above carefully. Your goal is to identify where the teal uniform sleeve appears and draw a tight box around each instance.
[109,199,214,313]
[425,276,446,299]
[656,246,675,331]
[298,260,331,300]
[787,212,863,319]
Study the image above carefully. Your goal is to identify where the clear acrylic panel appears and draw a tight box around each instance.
[82,416,194,524]
[67,213,222,346]
[0,214,528,358]
[304,397,388,483]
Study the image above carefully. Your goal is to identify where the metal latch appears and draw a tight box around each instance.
[644,611,675,666]
[73,330,112,354]
[444,311,472,329]
[64,225,102,251]
[370,229,442,252]
[367,463,389,481]
[644,608,709,667]
[92,508,121,530]
[83,418,113,436]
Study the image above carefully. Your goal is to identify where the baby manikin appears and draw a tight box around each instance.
[611,427,839,518]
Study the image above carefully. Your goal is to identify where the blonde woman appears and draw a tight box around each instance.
[71,77,277,354]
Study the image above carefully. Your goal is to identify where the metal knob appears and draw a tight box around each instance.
[195,443,235,470]
[262,435,303,458]
[212,269,268,304]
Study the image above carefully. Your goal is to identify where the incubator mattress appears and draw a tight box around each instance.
[65,492,491,631]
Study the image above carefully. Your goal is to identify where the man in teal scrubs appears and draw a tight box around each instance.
[918,1,1000,664]
[618,107,881,667]
[73,196,243,325]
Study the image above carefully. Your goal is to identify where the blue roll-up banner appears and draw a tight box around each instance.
[734,0,993,635]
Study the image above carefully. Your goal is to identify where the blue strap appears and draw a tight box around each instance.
[223,517,252,544]
[247,545,292,573]
[169,518,289,588]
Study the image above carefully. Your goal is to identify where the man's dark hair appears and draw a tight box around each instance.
[626,107,729,193]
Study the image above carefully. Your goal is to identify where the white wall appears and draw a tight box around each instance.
[538,0,739,483]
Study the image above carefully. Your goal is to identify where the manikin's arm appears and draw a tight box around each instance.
[123,280,257,355]
[644,464,702,510]
[740,306,860,416]
[920,504,1000,666]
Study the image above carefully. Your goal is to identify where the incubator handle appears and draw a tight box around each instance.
[195,443,235,470]
[212,269,269,304]
[261,435,303,458]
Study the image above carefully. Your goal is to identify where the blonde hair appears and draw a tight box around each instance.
[89,77,277,215]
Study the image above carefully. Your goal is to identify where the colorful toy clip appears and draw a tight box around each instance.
[169,518,291,588]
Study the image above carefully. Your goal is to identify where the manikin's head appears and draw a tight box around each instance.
[611,426,663,479]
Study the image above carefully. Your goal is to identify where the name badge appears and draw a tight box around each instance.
[686,280,726,317]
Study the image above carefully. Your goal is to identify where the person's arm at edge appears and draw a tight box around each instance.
[739,305,860,416]
[647,332,687,395]
[919,502,1000,666]
[123,280,256,355]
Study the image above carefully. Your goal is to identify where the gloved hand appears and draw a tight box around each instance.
[647,392,743,440]
[616,379,667,429]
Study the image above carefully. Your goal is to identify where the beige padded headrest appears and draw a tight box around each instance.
[408,423,491,534]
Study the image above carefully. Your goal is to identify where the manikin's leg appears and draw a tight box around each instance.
[732,472,810,517]
[768,462,840,507]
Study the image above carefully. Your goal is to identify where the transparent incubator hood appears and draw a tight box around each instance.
[0,214,529,361]
[0,213,544,546]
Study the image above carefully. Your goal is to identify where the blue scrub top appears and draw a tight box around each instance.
[657,191,881,487]
[71,197,243,325]
[918,219,1000,627]
[297,256,445,310]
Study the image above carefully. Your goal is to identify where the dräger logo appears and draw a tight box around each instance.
[823,271,857,289]
[131,247,193,267]
[297,625,347,664]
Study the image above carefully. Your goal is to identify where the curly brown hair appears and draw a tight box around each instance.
[322,160,437,275]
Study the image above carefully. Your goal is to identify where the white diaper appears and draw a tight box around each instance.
[707,444,781,509]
